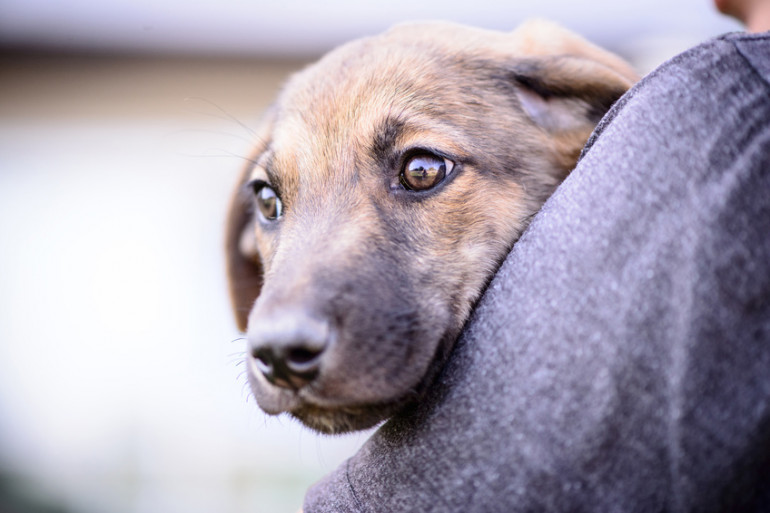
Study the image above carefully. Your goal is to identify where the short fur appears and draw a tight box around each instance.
[226,20,637,434]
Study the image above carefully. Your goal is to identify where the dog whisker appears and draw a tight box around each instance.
[165,127,257,145]
[240,380,253,402]
[227,350,247,364]
[183,96,258,138]
[173,148,259,163]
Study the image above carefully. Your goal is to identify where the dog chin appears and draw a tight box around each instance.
[289,400,411,434]
[247,330,457,434]
[248,365,433,434]
[249,373,419,434]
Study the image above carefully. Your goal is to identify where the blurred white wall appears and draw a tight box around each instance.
[0,2,742,512]
[0,0,741,59]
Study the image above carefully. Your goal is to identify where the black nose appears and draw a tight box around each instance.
[248,311,329,390]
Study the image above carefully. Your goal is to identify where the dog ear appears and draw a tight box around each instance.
[510,54,634,134]
[511,55,632,133]
[225,166,262,332]
[225,116,274,332]
[505,20,638,166]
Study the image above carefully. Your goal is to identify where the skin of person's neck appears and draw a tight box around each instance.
[744,2,770,32]
[714,0,770,33]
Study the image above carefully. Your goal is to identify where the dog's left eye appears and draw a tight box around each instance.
[400,153,455,192]
[251,182,283,222]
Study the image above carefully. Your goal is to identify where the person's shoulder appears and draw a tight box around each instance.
[719,31,770,85]
[580,31,770,159]
[627,31,770,105]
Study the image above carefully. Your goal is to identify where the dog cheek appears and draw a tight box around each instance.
[434,176,528,309]
[318,266,451,404]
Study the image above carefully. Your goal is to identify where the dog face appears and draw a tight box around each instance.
[226,21,637,433]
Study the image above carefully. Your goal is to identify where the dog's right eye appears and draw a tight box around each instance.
[250,181,283,222]
[400,153,455,192]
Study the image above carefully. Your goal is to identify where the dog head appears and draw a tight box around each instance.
[226,20,637,433]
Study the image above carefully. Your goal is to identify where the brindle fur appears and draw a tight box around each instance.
[226,20,637,434]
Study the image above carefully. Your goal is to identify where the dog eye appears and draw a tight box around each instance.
[252,182,283,222]
[400,153,454,191]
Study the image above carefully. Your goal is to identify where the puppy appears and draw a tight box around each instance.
[226,20,637,434]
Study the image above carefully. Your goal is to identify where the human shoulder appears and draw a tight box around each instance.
[721,31,770,84]
[580,31,770,159]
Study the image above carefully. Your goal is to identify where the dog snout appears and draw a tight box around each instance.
[248,310,330,390]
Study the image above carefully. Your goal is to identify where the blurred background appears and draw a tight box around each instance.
[0,1,740,512]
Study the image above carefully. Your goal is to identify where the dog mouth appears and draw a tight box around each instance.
[246,355,422,434]
[245,327,455,434]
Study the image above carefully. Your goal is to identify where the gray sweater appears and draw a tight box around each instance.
[305,31,770,512]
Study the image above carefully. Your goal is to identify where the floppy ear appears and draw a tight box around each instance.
[506,20,639,169]
[508,19,638,84]
[511,55,635,133]
[225,167,262,332]
[225,115,273,332]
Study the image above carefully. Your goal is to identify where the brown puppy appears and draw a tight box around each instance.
[226,20,637,434]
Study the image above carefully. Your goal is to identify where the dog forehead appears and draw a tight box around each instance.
[280,21,510,104]
[267,24,514,181]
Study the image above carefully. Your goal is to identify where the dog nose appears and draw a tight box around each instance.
[248,311,329,390]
